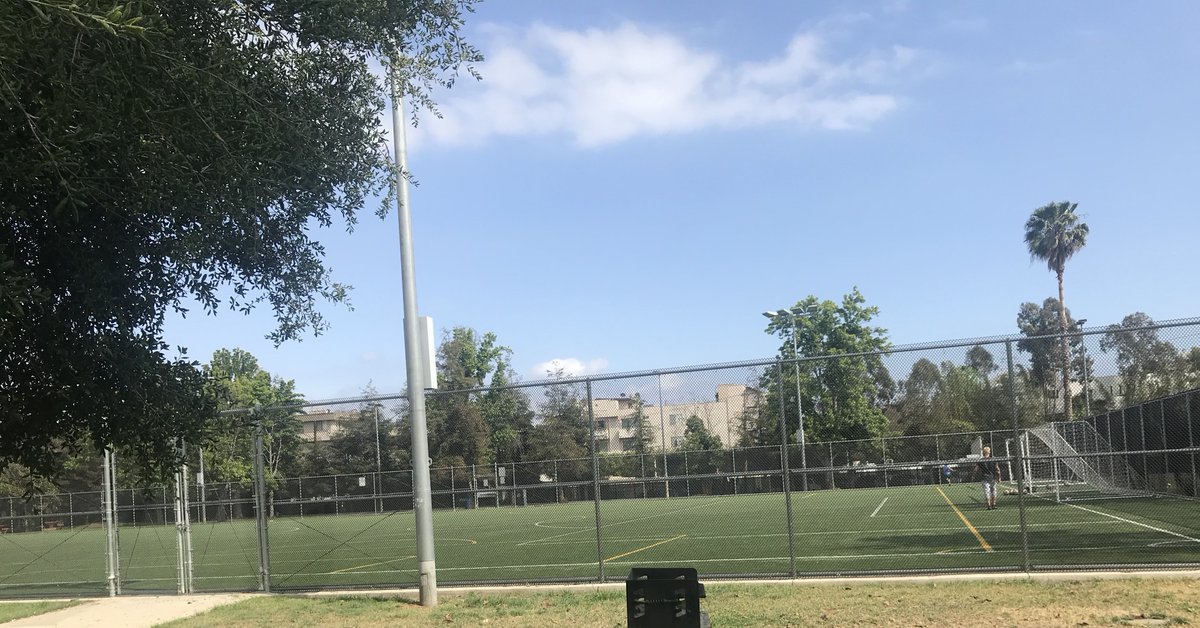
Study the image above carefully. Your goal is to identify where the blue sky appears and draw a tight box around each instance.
[164,1,1200,400]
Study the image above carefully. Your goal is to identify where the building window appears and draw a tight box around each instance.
[621,418,636,430]
[594,420,606,431]
[669,413,682,425]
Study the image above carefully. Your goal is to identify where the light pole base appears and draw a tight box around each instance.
[419,562,438,606]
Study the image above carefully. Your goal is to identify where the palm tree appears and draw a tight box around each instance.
[1024,201,1089,419]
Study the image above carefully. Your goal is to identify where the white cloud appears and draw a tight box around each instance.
[532,357,610,378]
[418,22,926,148]
[659,373,684,391]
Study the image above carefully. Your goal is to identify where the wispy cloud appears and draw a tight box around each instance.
[418,22,927,148]
[532,357,609,378]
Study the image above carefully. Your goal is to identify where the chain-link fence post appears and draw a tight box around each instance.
[684,450,691,497]
[173,440,194,594]
[586,379,604,582]
[776,362,797,578]
[102,448,119,596]
[1189,392,1198,498]
[1006,341,1031,572]
[657,374,671,499]
[253,428,272,592]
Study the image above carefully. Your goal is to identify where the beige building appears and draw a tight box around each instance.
[296,408,359,442]
[590,384,761,453]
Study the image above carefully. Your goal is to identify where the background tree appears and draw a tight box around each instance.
[894,358,942,436]
[526,373,590,485]
[1017,299,1083,419]
[321,400,403,477]
[1100,313,1181,403]
[479,357,536,464]
[677,416,723,494]
[966,345,998,384]
[628,393,656,455]
[0,0,480,477]
[1024,201,1089,420]
[426,327,519,466]
[757,289,891,454]
[203,349,304,483]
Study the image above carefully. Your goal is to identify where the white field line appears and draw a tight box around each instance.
[517,497,730,547]
[5,539,1156,585]
[509,520,1124,547]
[870,497,889,518]
[1062,502,1200,544]
[354,542,1148,574]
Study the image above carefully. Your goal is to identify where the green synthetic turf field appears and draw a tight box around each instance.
[2,483,1197,597]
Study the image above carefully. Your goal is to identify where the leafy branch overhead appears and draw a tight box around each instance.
[0,0,481,475]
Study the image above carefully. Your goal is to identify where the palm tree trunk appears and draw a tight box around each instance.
[1058,270,1073,420]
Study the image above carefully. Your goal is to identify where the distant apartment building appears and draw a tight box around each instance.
[297,408,359,442]
[590,384,761,453]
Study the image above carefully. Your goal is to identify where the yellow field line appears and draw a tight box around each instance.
[935,487,992,553]
[605,534,687,562]
[331,555,416,574]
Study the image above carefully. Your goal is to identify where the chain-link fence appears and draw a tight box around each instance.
[3,318,1199,597]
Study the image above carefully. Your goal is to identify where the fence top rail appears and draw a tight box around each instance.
[219,317,1200,416]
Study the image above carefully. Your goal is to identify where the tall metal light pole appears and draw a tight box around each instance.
[1076,319,1092,416]
[373,403,384,513]
[764,307,815,491]
[390,66,437,606]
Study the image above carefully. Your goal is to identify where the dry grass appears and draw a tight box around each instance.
[164,578,1199,627]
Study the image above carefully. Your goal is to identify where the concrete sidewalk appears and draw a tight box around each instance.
[0,594,252,628]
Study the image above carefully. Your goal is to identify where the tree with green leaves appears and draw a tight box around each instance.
[1100,313,1181,403]
[966,346,998,384]
[526,373,590,483]
[628,393,655,455]
[758,289,891,450]
[677,415,723,494]
[426,327,531,466]
[202,349,304,483]
[1017,298,1083,419]
[1,0,481,477]
[321,400,404,477]
[1024,201,1089,420]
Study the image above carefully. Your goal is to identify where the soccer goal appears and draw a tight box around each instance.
[1012,421,1149,502]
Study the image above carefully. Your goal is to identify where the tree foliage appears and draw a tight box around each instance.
[1100,313,1181,403]
[755,288,891,448]
[0,0,480,476]
[1016,299,1082,388]
[202,348,304,483]
[426,327,533,466]
[526,373,590,479]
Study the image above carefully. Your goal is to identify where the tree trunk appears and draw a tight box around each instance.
[1058,270,1073,420]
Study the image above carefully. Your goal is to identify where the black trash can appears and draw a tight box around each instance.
[626,567,710,627]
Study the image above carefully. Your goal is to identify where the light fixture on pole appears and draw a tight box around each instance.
[763,306,816,491]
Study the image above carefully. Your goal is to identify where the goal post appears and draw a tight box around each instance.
[1019,421,1148,502]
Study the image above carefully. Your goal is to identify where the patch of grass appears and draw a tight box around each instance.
[163,578,1200,628]
[0,600,82,623]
